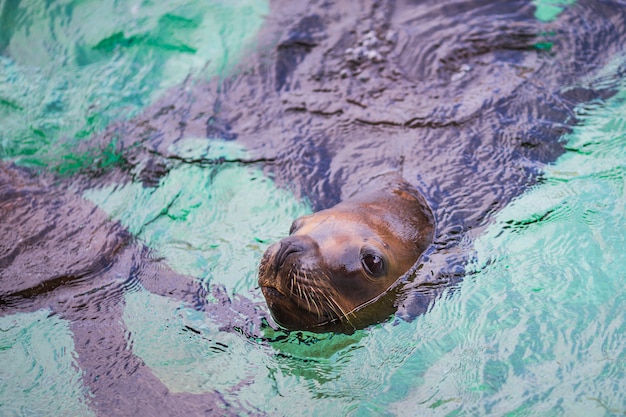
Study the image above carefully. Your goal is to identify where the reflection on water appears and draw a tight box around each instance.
[1,0,626,416]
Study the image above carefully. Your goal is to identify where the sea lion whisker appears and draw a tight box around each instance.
[289,265,296,293]
[319,291,342,320]
[306,275,324,318]
[300,272,307,302]
[301,271,313,313]
[324,283,358,324]
[303,270,319,316]
[308,285,325,318]
[292,268,299,297]
[318,289,348,323]
[312,271,346,320]
[296,270,306,304]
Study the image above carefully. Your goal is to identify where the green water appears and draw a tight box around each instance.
[0,0,267,172]
[533,0,577,22]
[2,1,626,416]
[0,310,94,416]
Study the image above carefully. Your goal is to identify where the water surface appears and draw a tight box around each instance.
[1,0,625,416]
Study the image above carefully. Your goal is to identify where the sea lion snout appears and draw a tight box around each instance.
[273,235,317,272]
[258,234,321,295]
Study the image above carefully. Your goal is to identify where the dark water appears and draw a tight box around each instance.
[1,0,626,415]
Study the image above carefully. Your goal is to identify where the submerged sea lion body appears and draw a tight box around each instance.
[258,176,434,332]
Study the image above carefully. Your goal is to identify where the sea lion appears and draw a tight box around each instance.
[258,176,435,332]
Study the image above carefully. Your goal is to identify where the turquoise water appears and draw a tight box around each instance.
[0,0,267,172]
[1,1,626,416]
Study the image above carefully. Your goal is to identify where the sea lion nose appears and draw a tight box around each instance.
[274,235,315,270]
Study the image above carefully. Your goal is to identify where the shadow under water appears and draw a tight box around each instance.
[1,0,626,415]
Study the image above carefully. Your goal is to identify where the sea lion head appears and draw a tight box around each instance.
[258,177,435,332]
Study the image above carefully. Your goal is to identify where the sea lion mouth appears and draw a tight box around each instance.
[260,283,339,329]
[259,245,341,319]
[260,285,286,301]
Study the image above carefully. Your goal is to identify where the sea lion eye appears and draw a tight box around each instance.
[289,219,302,235]
[361,253,386,278]
[289,214,313,235]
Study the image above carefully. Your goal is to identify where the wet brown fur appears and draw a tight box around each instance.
[258,175,435,331]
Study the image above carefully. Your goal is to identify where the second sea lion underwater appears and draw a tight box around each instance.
[258,175,435,333]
